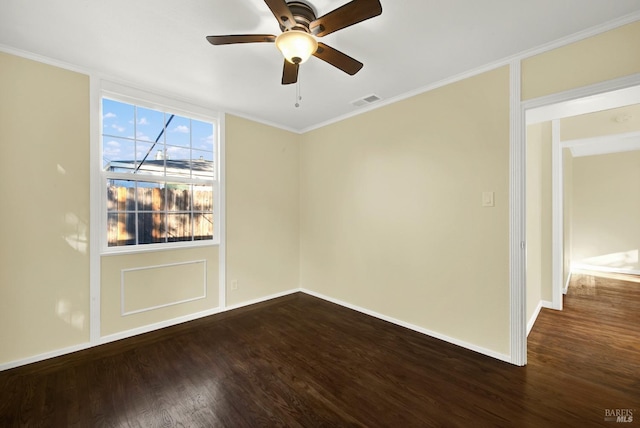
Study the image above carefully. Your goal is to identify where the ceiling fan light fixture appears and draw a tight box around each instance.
[275,30,318,64]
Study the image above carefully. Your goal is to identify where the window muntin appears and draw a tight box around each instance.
[102,96,217,249]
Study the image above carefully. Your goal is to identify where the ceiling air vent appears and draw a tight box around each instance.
[351,94,381,107]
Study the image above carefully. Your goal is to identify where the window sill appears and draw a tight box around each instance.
[100,239,219,256]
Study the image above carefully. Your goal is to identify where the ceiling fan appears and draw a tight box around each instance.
[206,0,382,85]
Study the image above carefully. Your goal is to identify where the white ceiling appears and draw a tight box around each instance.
[2,0,640,132]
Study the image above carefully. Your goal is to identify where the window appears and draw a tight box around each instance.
[101,95,218,250]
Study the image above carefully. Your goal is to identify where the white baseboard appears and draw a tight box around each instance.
[564,271,572,294]
[99,306,226,346]
[571,264,640,277]
[300,288,511,364]
[3,286,514,371]
[1,288,300,372]
[527,302,543,337]
[224,288,300,312]
[0,342,95,372]
[101,288,300,346]
[527,300,553,337]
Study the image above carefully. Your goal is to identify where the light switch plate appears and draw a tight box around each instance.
[482,191,495,207]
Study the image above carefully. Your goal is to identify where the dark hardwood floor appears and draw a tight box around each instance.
[1,273,639,427]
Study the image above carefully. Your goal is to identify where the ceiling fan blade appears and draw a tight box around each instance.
[206,34,276,45]
[313,42,363,75]
[282,60,299,85]
[310,0,382,37]
[264,0,296,30]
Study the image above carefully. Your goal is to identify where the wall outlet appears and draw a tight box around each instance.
[231,280,238,291]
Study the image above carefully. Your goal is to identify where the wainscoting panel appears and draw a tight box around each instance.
[121,260,207,316]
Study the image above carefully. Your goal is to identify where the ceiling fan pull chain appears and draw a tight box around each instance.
[295,80,302,108]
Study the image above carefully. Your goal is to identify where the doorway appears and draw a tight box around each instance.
[524,84,640,338]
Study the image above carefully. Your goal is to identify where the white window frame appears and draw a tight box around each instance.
[100,82,221,254]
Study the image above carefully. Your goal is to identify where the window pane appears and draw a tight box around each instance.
[107,180,136,212]
[166,184,192,211]
[167,214,192,242]
[103,137,136,172]
[135,141,163,175]
[191,149,214,162]
[194,213,214,240]
[167,146,191,160]
[192,119,215,152]
[107,212,136,246]
[103,99,134,139]
[166,145,191,161]
[102,96,216,250]
[137,181,165,212]
[191,149,214,179]
[138,213,166,244]
[193,184,213,211]
[165,146,192,178]
[166,115,191,147]
[165,161,191,178]
[136,107,165,142]
[136,141,155,163]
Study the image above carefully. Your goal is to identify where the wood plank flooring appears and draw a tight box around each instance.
[1,273,638,427]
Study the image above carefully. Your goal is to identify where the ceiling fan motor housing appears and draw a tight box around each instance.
[280,1,318,33]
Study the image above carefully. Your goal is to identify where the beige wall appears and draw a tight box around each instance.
[522,21,640,100]
[561,104,640,141]
[570,151,640,272]
[225,115,300,306]
[563,148,574,285]
[0,52,90,363]
[0,52,301,366]
[526,123,553,320]
[300,66,511,355]
[526,124,542,320]
[540,127,553,301]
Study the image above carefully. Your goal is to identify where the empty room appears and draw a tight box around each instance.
[1,1,640,426]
